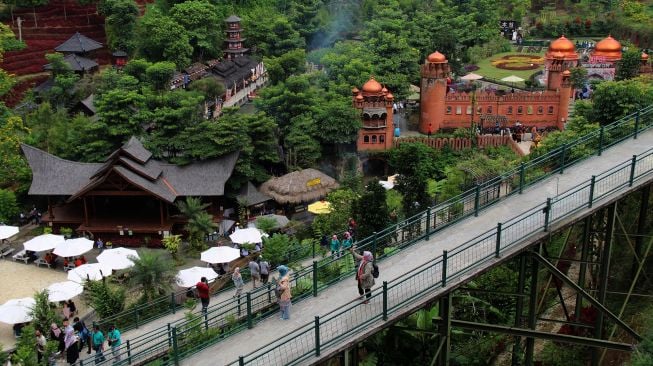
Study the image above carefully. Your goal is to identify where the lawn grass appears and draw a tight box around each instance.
[474,50,546,87]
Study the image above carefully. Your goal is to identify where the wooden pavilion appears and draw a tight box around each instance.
[21,137,239,240]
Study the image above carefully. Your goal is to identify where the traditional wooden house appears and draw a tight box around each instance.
[21,137,239,241]
[55,32,103,56]
[44,53,99,74]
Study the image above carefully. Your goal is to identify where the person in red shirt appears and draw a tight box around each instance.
[79,255,87,265]
[74,257,83,267]
[196,277,210,313]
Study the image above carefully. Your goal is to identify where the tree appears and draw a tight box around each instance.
[43,53,80,108]
[255,216,277,234]
[128,250,173,301]
[123,58,152,82]
[188,77,225,102]
[145,61,176,91]
[162,234,182,262]
[0,188,19,223]
[262,233,293,266]
[616,49,642,81]
[244,15,305,57]
[100,0,139,53]
[313,188,357,236]
[389,143,439,216]
[354,181,389,239]
[590,78,653,125]
[95,88,145,145]
[0,116,31,193]
[136,8,193,67]
[175,197,216,251]
[314,93,361,144]
[265,49,307,84]
[569,67,588,90]
[84,280,126,318]
[169,0,223,60]
[284,113,321,169]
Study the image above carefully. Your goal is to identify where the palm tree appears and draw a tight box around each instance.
[128,251,173,301]
[176,197,209,218]
[176,197,216,250]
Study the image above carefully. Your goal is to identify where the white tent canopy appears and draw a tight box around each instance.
[46,281,84,302]
[97,247,140,270]
[201,246,240,264]
[68,263,113,283]
[0,297,35,324]
[23,234,65,252]
[229,228,265,244]
[500,75,525,83]
[0,225,19,240]
[54,237,94,257]
[461,72,484,81]
[176,267,219,288]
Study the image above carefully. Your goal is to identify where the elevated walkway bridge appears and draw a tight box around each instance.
[82,107,653,366]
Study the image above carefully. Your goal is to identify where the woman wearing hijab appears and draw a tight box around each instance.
[232,267,244,298]
[64,323,80,364]
[350,248,375,304]
[50,323,65,354]
[276,265,292,320]
[330,234,341,259]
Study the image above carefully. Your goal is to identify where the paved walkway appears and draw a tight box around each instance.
[182,129,653,365]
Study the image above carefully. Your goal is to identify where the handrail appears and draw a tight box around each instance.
[231,147,653,366]
[77,105,653,366]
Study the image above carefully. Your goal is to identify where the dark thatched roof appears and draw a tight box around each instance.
[22,137,240,203]
[79,94,96,114]
[209,56,258,87]
[237,181,271,206]
[260,169,340,205]
[55,32,102,53]
[44,54,98,72]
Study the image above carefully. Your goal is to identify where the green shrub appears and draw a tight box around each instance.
[0,188,18,223]
[84,281,126,319]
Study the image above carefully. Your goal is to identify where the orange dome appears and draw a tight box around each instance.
[355,94,364,101]
[595,35,621,53]
[427,51,446,63]
[549,35,575,54]
[385,92,394,101]
[642,52,649,61]
[362,77,383,93]
[352,87,359,94]
[562,70,571,76]
[553,51,565,59]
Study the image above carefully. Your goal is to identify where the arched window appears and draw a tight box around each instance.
[456,106,462,115]
[379,134,385,143]
[446,106,452,114]
[537,106,544,114]
[527,105,533,114]
[477,106,483,114]
[517,106,523,114]
[507,106,513,114]
[364,135,369,143]
[548,106,554,114]
[466,106,473,115]
[372,135,377,143]
[487,106,493,114]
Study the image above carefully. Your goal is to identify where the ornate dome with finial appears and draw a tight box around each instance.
[381,86,388,94]
[355,94,364,101]
[352,87,359,94]
[427,51,447,63]
[553,51,565,59]
[385,92,394,101]
[362,77,383,93]
[594,35,621,55]
[548,36,577,59]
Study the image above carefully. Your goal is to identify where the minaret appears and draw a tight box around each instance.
[419,51,450,133]
[224,15,249,60]
[544,35,578,91]
[353,77,394,151]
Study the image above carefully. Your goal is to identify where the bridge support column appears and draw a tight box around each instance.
[437,293,452,366]
[511,254,527,366]
[575,215,592,322]
[525,244,540,366]
[631,186,650,278]
[592,202,616,366]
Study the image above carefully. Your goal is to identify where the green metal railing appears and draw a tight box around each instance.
[81,105,653,366]
[229,147,653,366]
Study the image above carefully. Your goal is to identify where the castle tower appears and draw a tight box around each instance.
[639,53,651,75]
[545,36,578,90]
[224,15,249,60]
[419,51,450,134]
[353,77,394,151]
[558,70,573,130]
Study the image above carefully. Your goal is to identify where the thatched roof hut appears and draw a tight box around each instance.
[260,169,339,204]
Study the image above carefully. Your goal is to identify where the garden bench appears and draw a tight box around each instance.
[12,250,29,264]
[34,258,51,268]
[0,246,14,259]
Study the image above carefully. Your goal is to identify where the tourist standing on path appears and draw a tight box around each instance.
[249,259,261,289]
[73,316,92,354]
[92,324,106,364]
[63,321,80,365]
[276,265,292,320]
[50,323,64,354]
[341,232,353,253]
[350,248,375,304]
[196,276,210,312]
[259,258,270,284]
[35,329,47,363]
[232,267,244,298]
[108,325,122,362]
[96,238,104,253]
[330,234,341,259]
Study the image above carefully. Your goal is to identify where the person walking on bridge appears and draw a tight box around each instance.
[232,267,244,298]
[276,265,292,320]
[350,248,375,304]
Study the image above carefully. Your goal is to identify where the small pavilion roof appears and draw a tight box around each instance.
[44,54,98,72]
[225,15,241,22]
[236,181,272,206]
[55,32,103,53]
[22,137,240,203]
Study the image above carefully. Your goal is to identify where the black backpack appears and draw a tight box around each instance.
[372,263,379,278]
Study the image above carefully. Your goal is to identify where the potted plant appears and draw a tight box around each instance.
[60,227,73,238]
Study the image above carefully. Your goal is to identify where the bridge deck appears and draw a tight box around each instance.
[178,130,653,365]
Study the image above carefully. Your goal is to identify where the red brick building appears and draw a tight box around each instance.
[352,77,395,151]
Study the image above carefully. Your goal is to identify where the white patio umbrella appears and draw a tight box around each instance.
[229,228,265,244]
[67,263,113,283]
[0,225,19,240]
[97,247,140,270]
[53,237,93,257]
[23,234,65,252]
[500,75,525,83]
[200,246,240,264]
[46,281,84,302]
[461,72,484,81]
[175,267,219,288]
[0,297,35,324]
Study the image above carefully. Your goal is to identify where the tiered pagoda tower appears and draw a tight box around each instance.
[224,15,249,60]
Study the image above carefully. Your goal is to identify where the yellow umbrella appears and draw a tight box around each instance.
[308,201,332,214]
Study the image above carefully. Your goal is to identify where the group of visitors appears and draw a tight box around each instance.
[247,257,270,288]
[60,299,77,319]
[322,218,357,259]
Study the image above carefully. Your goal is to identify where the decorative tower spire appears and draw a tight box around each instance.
[224,15,249,60]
